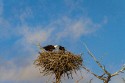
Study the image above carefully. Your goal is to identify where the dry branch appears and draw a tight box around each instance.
[89,78,93,83]
[111,64,125,76]
[84,44,110,75]
[75,76,83,83]
[83,44,125,83]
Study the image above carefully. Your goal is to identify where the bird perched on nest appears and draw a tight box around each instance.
[42,45,55,51]
[37,44,66,52]
[37,44,54,52]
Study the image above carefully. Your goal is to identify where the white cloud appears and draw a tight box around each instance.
[0,60,43,82]
[11,16,104,48]
[45,16,105,41]
[18,26,53,45]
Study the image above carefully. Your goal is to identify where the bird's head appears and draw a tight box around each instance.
[54,45,59,48]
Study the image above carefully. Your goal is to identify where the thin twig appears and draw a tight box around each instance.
[84,43,110,76]
[76,76,83,83]
[89,78,93,83]
[111,64,125,76]
[82,66,105,81]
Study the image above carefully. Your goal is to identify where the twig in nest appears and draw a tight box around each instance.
[34,51,83,83]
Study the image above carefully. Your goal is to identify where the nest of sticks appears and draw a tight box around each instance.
[34,51,83,83]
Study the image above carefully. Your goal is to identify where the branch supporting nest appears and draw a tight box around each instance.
[34,51,83,83]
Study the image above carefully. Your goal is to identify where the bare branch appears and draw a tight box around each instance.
[82,66,105,81]
[75,76,83,83]
[89,78,93,83]
[84,43,111,76]
[111,64,125,77]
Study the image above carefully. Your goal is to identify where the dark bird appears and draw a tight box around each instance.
[42,45,55,51]
[37,44,66,52]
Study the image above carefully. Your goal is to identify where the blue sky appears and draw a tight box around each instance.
[0,0,125,83]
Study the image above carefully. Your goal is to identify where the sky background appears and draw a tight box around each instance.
[0,0,125,83]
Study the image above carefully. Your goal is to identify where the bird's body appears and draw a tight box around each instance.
[43,45,55,51]
[38,44,66,52]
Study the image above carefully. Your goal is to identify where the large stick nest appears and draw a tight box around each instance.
[34,51,83,80]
